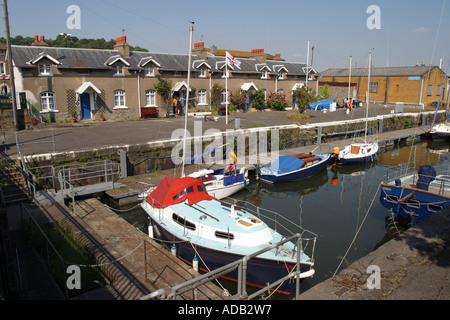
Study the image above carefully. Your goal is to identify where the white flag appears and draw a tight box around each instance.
[226,51,241,69]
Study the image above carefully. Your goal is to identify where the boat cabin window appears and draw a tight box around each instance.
[173,186,194,200]
[197,185,207,192]
[215,230,234,240]
[172,213,196,231]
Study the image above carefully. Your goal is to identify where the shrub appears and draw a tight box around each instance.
[266,92,289,110]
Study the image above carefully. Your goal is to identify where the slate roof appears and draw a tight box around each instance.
[11,44,311,76]
[321,65,440,77]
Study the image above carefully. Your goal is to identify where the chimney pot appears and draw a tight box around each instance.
[34,35,39,42]
[116,36,127,44]
[40,36,45,43]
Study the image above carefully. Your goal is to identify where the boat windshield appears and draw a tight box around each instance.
[173,186,194,200]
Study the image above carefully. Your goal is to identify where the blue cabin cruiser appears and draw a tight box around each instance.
[141,176,317,294]
[259,153,330,183]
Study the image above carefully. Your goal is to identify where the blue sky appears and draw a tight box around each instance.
[4,0,450,72]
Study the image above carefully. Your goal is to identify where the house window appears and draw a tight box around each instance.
[427,85,433,96]
[114,90,126,108]
[436,85,442,96]
[0,62,5,74]
[369,82,378,93]
[221,90,228,104]
[198,68,206,78]
[222,68,229,78]
[145,67,155,77]
[261,70,268,79]
[145,90,156,106]
[198,89,207,105]
[173,71,181,77]
[278,73,284,80]
[38,64,52,76]
[40,92,55,111]
[113,65,123,76]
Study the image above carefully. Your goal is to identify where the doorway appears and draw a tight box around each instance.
[80,92,91,120]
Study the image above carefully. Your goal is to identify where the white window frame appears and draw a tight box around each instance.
[113,90,127,109]
[198,89,207,105]
[261,70,268,79]
[145,67,155,77]
[221,69,229,78]
[221,90,228,104]
[198,68,206,78]
[145,89,156,107]
[38,64,52,76]
[113,65,124,76]
[40,92,56,112]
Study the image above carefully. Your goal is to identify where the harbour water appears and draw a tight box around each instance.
[110,139,450,296]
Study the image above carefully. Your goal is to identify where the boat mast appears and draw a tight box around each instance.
[182,22,194,177]
[365,52,372,142]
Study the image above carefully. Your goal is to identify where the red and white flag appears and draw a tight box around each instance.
[226,51,241,69]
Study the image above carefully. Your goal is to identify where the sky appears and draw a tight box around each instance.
[3,0,450,72]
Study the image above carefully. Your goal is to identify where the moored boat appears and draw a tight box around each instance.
[258,153,330,183]
[379,164,450,225]
[141,176,317,294]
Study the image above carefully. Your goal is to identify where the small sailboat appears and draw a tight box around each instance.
[379,164,450,225]
[331,53,379,165]
[258,152,330,183]
[141,176,317,294]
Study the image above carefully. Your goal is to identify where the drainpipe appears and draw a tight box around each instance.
[137,70,141,118]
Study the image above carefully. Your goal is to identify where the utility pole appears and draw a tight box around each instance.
[3,0,19,130]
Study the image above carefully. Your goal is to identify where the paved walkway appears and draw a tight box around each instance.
[2,103,435,159]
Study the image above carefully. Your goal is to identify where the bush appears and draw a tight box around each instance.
[292,86,317,113]
[252,89,266,110]
[229,89,247,110]
[266,92,289,110]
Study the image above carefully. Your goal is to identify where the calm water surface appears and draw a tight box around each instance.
[115,139,450,296]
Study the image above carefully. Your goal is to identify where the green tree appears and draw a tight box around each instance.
[252,89,266,110]
[209,83,224,108]
[154,75,173,112]
[229,89,247,110]
[292,86,318,113]
[318,84,331,100]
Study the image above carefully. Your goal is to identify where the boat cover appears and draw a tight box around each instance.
[223,173,247,186]
[146,176,214,208]
[308,99,335,110]
[266,156,304,174]
[416,165,436,191]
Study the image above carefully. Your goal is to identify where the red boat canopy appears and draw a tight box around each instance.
[146,176,214,208]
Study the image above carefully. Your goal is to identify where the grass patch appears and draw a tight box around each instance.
[21,219,107,298]
[287,112,311,120]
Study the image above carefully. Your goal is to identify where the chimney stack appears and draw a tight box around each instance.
[250,48,266,63]
[114,36,130,57]
[192,42,207,59]
[31,35,48,46]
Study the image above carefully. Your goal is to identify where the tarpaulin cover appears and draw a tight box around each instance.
[416,165,436,191]
[146,176,214,208]
[308,99,335,110]
[266,156,304,174]
[223,173,247,186]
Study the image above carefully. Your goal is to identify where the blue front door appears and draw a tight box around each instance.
[80,93,91,120]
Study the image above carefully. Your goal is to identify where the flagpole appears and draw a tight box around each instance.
[225,58,228,125]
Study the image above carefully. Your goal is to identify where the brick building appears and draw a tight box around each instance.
[320,65,447,106]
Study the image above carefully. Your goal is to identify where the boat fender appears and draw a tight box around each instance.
[148,222,154,239]
[193,256,199,272]
[332,147,340,155]
[171,244,177,257]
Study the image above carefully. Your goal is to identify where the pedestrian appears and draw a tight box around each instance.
[173,97,178,115]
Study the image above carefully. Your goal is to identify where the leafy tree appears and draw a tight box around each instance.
[292,86,317,113]
[209,83,224,108]
[154,75,173,112]
[318,84,331,100]
[252,89,266,110]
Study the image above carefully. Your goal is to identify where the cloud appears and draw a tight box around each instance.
[411,27,431,34]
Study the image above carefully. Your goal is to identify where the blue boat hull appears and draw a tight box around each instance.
[379,186,450,224]
[259,159,328,183]
[331,154,375,165]
[145,215,311,295]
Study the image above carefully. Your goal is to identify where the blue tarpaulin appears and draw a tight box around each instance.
[223,174,246,186]
[309,99,335,110]
[266,156,304,174]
